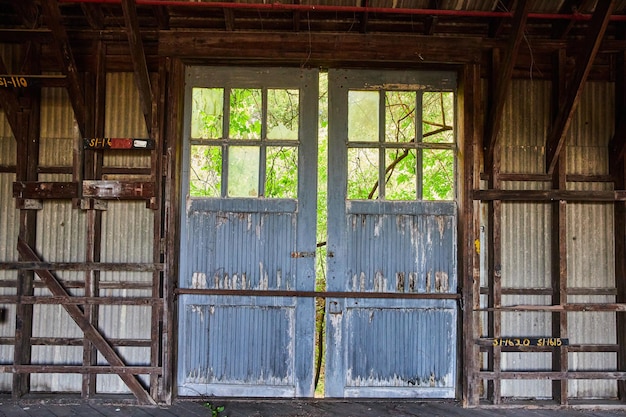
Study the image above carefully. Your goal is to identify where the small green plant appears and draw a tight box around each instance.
[203,402,226,417]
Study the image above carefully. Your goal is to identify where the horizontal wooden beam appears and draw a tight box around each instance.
[1,365,161,375]
[83,180,155,199]
[0,295,163,306]
[159,31,483,64]
[13,181,156,200]
[0,261,164,271]
[476,303,626,312]
[13,182,78,199]
[0,337,152,347]
[479,371,626,380]
[473,189,626,202]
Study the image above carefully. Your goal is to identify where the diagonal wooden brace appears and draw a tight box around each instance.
[16,238,156,405]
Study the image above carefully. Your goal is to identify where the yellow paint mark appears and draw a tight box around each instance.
[474,239,480,254]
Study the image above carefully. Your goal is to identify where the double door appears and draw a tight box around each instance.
[178,67,458,398]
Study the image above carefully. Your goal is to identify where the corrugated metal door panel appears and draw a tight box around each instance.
[326,69,458,398]
[178,67,318,397]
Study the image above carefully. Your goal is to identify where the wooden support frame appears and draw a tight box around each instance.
[122,0,155,138]
[545,0,616,174]
[483,0,532,170]
[615,47,626,403]
[550,48,568,406]
[40,0,87,139]
[460,63,481,407]
[16,238,156,405]
[12,41,41,399]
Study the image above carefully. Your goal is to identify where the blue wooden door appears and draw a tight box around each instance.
[325,69,458,398]
[178,67,318,397]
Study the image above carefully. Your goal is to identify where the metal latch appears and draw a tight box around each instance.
[291,251,316,258]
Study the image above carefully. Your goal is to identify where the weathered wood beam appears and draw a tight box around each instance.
[488,0,515,38]
[121,0,154,138]
[223,8,235,31]
[483,0,533,171]
[80,4,105,30]
[545,0,616,174]
[40,0,87,138]
[359,0,369,34]
[16,238,156,405]
[9,0,39,28]
[473,189,626,201]
[158,31,483,64]
[153,6,170,30]
[460,63,481,407]
[610,51,626,177]
[0,56,23,142]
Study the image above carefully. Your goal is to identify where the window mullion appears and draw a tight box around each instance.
[416,91,424,200]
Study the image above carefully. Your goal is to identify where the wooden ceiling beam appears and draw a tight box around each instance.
[556,0,597,39]
[609,50,626,176]
[40,0,87,138]
[80,4,105,30]
[483,0,533,171]
[545,0,616,174]
[121,0,154,138]
[0,55,23,143]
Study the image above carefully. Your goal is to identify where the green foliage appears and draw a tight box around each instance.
[203,402,226,417]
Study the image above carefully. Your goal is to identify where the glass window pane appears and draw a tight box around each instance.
[268,89,299,140]
[266,147,298,198]
[230,89,262,139]
[347,148,379,199]
[385,91,416,144]
[191,88,223,139]
[189,145,221,197]
[422,149,454,200]
[228,146,260,197]
[423,92,454,143]
[348,91,379,142]
[385,148,417,201]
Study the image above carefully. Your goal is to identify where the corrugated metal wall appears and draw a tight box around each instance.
[0,73,154,394]
[491,80,617,399]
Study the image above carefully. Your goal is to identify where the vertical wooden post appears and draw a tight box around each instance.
[162,57,185,403]
[82,39,105,399]
[615,49,626,401]
[13,42,41,399]
[486,49,502,405]
[460,63,482,406]
[551,48,569,405]
[150,60,165,400]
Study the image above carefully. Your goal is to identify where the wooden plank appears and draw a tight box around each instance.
[483,0,533,169]
[121,0,154,138]
[551,53,568,405]
[479,371,626,380]
[16,238,156,405]
[12,48,40,398]
[158,31,483,64]
[161,57,185,405]
[0,56,23,143]
[459,63,481,407]
[0,295,162,306]
[40,0,87,139]
[473,189,626,202]
[610,51,626,177]
[0,337,153,347]
[477,303,626,312]
[0,261,164,271]
[13,182,78,199]
[545,0,616,174]
[4,365,161,375]
[82,180,155,200]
